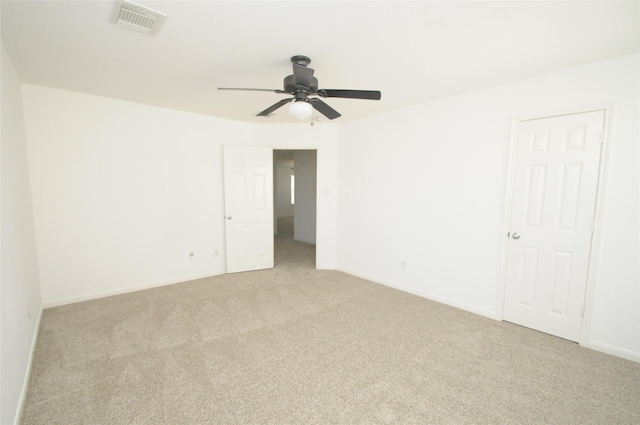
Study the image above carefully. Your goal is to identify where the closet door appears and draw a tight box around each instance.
[503,111,604,341]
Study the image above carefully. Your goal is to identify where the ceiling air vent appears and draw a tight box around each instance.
[113,0,166,34]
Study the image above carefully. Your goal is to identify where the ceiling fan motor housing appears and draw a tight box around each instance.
[284,75,318,94]
[218,55,380,120]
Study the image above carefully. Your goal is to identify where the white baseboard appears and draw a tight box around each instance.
[585,340,640,363]
[38,266,639,366]
[335,267,639,364]
[43,270,226,308]
[293,236,316,245]
[14,304,44,425]
[334,267,499,320]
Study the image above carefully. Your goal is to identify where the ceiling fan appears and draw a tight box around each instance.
[218,55,381,121]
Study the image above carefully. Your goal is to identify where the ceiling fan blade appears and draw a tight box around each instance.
[218,87,285,94]
[319,89,381,100]
[309,98,342,120]
[257,98,293,116]
[292,64,315,87]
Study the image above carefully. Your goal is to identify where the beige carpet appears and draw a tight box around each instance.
[22,217,640,424]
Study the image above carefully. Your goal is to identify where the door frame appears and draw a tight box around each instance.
[270,144,321,269]
[496,105,612,347]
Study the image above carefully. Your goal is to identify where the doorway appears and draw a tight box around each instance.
[273,149,317,268]
[502,110,605,342]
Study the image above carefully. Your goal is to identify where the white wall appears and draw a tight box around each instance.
[1,43,43,425]
[336,54,639,361]
[294,150,317,245]
[22,86,340,305]
[22,85,253,305]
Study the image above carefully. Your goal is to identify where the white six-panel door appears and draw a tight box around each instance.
[503,111,605,341]
[223,145,274,273]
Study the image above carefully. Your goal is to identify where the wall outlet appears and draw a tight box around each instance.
[400,260,406,270]
[189,250,195,259]
[214,249,220,258]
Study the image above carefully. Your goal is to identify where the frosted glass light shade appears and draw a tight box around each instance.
[289,100,312,120]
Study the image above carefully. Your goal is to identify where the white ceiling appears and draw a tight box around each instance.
[2,1,638,124]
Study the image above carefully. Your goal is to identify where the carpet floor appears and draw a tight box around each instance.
[21,217,640,424]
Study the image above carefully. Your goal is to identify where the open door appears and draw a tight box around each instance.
[223,145,274,273]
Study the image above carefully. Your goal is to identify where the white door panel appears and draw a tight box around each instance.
[224,145,274,273]
[503,111,604,341]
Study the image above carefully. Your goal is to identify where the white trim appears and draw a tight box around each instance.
[579,105,613,347]
[14,304,44,425]
[42,271,225,308]
[585,340,640,364]
[498,105,612,348]
[336,267,499,320]
[495,118,521,320]
[512,104,613,123]
[293,236,316,245]
[270,144,321,269]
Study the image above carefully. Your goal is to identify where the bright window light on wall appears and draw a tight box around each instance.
[290,174,295,205]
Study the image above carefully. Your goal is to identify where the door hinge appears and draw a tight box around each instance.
[581,304,586,317]
[592,219,596,232]
[600,131,605,144]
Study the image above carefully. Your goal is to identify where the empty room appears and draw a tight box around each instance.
[2,1,639,424]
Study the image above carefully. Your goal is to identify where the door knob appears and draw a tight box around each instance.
[226,216,232,220]
[512,232,520,240]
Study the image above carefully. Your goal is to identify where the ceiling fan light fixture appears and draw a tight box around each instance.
[220,56,381,120]
[289,100,313,120]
